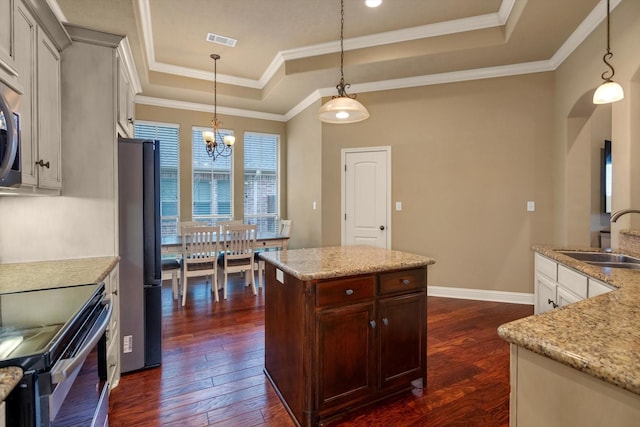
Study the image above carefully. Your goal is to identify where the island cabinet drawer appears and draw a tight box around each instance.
[316,276,375,307]
[379,268,426,295]
[557,265,588,298]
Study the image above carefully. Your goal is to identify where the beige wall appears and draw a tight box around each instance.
[319,74,555,293]
[285,100,323,249]
[135,104,287,223]
[554,0,640,248]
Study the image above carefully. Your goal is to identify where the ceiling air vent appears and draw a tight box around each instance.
[206,33,237,47]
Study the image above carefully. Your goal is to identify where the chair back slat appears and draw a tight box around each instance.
[182,226,219,264]
[223,224,257,262]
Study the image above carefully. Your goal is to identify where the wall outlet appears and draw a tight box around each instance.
[527,201,535,212]
[276,268,284,283]
[123,335,133,353]
[395,201,402,211]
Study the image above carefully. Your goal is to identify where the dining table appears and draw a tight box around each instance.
[161,231,290,255]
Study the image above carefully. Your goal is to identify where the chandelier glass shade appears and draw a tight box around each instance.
[203,54,235,159]
[593,0,624,105]
[318,0,370,124]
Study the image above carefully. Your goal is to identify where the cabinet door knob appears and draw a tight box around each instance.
[369,320,376,328]
[379,225,385,230]
[127,117,134,124]
[345,289,354,296]
[547,298,559,308]
[35,159,50,168]
[402,279,411,285]
[382,318,389,326]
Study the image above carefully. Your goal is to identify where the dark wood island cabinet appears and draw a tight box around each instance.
[260,246,435,426]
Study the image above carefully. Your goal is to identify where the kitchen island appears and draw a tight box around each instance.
[260,245,435,427]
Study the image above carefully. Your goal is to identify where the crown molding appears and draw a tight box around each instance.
[135,95,287,122]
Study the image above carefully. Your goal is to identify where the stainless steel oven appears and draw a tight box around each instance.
[0,283,111,427]
[0,80,21,188]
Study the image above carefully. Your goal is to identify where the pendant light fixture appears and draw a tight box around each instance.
[318,0,370,124]
[203,54,235,160]
[593,0,624,104]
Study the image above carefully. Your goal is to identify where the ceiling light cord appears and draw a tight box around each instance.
[600,0,615,83]
[336,0,354,99]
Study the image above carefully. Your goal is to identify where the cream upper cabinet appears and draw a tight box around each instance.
[116,47,135,138]
[14,1,37,187]
[35,28,61,190]
[9,0,70,195]
[0,0,15,70]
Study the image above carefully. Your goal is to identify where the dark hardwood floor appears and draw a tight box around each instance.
[107,276,533,426]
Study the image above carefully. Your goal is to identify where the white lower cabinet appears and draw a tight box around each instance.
[534,253,614,314]
[104,263,120,390]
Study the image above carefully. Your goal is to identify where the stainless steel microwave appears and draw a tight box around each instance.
[0,81,21,188]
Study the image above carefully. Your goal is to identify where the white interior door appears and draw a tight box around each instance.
[342,147,391,248]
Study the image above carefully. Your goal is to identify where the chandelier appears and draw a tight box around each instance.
[317,0,370,124]
[593,0,624,104]
[203,54,235,159]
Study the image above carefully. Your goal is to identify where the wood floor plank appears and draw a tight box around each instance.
[108,276,533,426]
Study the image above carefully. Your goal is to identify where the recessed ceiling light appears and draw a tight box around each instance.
[365,0,382,7]
[205,32,237,47]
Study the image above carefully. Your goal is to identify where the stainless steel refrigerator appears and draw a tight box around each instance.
[118,137,162,373]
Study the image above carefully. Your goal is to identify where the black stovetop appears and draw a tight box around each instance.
[0,283,104,372]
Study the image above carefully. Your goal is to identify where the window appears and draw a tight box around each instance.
[244,132,280,232]
[192,126,234,226]
[134,122,180,238]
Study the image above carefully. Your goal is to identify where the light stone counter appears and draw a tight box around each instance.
[498,245,640,395]
[259,245,435,281]
[0,367,22,401]
[0,256,120,294]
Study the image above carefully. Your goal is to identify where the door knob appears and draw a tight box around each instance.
[379,225,385,230]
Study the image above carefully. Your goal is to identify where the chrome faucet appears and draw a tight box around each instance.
[610,209,640,222]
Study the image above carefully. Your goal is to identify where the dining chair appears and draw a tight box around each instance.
[218,224,257,299]
[181,225,220,306]
[256,219,292,289]
[161,220,208,300]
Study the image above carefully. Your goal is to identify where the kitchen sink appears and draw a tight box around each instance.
[558,251,640,269]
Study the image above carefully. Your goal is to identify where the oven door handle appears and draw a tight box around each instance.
[50,299,112,385]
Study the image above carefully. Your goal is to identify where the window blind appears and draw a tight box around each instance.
[244,132,280,232]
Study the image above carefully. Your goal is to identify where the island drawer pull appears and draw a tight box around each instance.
[402,279,411,285]
[369,320,376,328]
[345,289,354,296]
[382,318,389,326]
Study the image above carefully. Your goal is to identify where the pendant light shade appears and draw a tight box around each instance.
[593,0,624,105]
[593,81,624,104]
[318,96,369,124]
[318,0,370,124]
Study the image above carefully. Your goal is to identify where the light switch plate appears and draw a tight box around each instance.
[395,201,402,211]
[527,201,535,212]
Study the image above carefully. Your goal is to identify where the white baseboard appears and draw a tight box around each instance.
[427,285,534,305]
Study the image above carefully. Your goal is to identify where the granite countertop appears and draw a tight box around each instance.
[0,256,120,294]
[498,245,640,395]
[0,366,22,401]
[259,245,435,281]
